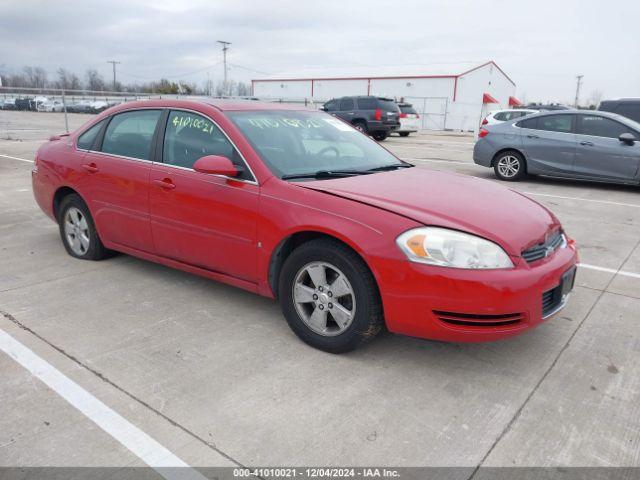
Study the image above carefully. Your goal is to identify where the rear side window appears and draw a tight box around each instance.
[357,97,377,110]
[577,115,631,139]
[162,110,252,180]
[399,105,417,114]
[537,115,574,133]
[516,117,538,129]
[493,112,512,121]
[339,98,355,111]
[324,99,338,112]
[614,104,640,123]
[77,119,105,150]
[378,98,400,112]
[101,110,161,160]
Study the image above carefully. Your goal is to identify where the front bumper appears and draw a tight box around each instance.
[375,240,578,342]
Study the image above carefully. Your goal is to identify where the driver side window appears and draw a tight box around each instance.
[162,110,253,180]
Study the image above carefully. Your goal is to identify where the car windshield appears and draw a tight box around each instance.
[227,110,406,179]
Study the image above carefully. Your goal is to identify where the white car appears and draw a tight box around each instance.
[38,100,65,112]
[482,108,538,126]
[396,102,420,137]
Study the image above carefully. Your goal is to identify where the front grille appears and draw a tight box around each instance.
[434,311,525,328]
[542,286,563,317]
[522,230,565,263]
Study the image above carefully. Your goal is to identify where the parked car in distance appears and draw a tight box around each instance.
[38,100,65,112]
[15,97,33,111]
[599,98,640,124]
[524,103,572,111]
[322,96,400,141]
[396,102,420,136]
[1,98,16,110]
[482,108,538,126]
[67,101,93,113]
[474,110,640,185]
[33,99,577,353]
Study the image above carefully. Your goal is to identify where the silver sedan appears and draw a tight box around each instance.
[473,110,640,185]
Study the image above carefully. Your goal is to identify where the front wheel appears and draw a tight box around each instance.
[278,239,383,353]
[493,151,526,181]
[372,131,388,141]
[399,132,410,137]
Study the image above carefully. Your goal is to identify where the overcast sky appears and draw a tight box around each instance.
[1,0,638,103]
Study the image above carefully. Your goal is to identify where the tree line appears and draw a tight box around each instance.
[0,65,252,96]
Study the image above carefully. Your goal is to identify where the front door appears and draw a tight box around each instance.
[520,114,577,175]
[149,110,259,282]
[573,114,640,181]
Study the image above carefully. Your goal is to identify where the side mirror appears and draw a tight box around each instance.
[619,132,636,145]
[193,155,241,177]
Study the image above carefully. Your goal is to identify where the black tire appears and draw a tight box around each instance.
[57,194,112,260]
[352,120,368,134]
[399,132,410,137]
[493,150,527,181]
[372,131,388,141]
[278,239,384,353]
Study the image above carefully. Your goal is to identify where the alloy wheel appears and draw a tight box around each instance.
[64,207,90,255]
[497,155,520,178]
[292,261,356,336]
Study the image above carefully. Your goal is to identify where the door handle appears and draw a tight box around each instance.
[580,141,594,146]
[153,178,176,190]
[81,163,98,173]
[527,134,539,139]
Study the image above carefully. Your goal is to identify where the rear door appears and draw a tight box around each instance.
[574,114,640,181]
[519,114,576,175]
[149,109,259,282]
[79,109,161,252]
[334,97,356,123]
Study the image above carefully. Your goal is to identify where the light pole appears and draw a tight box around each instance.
[107,60,121,91]
[574,75,583,108]
[216,41,231,95]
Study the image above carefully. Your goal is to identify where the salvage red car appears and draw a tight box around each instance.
[32,99,578,353]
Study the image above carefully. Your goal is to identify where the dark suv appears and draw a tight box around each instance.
[599,99,640,124]
[322,96,400,141]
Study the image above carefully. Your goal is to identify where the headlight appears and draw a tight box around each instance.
[396,227,514,269]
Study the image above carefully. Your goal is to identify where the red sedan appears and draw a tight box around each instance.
[32,99,578,353]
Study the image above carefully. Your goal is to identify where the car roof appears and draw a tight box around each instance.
[108,98,315,113]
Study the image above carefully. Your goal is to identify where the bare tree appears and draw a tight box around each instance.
[56,68,81,90]
[22,66,47,88]
[85,69,105,92]
[587,89,604,109]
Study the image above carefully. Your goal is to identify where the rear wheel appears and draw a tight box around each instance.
[399,132,410,137]
[58,194,111,260]
[279,239,383,353]
[372,131,388,141]
[493,151,526,181]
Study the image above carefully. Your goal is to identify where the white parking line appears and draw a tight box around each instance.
[0,328,208,480]
[401,156,472,166]
[0,153,34,163]
[522,191,640,209]
[579,263,640,279]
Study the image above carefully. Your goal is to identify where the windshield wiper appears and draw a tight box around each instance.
[281,170,374,180]
[367,163,414,172]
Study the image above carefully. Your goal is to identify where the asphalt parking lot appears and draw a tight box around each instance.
[1,111,639,473]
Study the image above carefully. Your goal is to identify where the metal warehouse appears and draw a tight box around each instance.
[252,61,519,131]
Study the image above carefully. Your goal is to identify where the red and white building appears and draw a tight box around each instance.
[252,60,520,132]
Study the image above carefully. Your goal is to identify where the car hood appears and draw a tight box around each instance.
[299,168,560,256]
